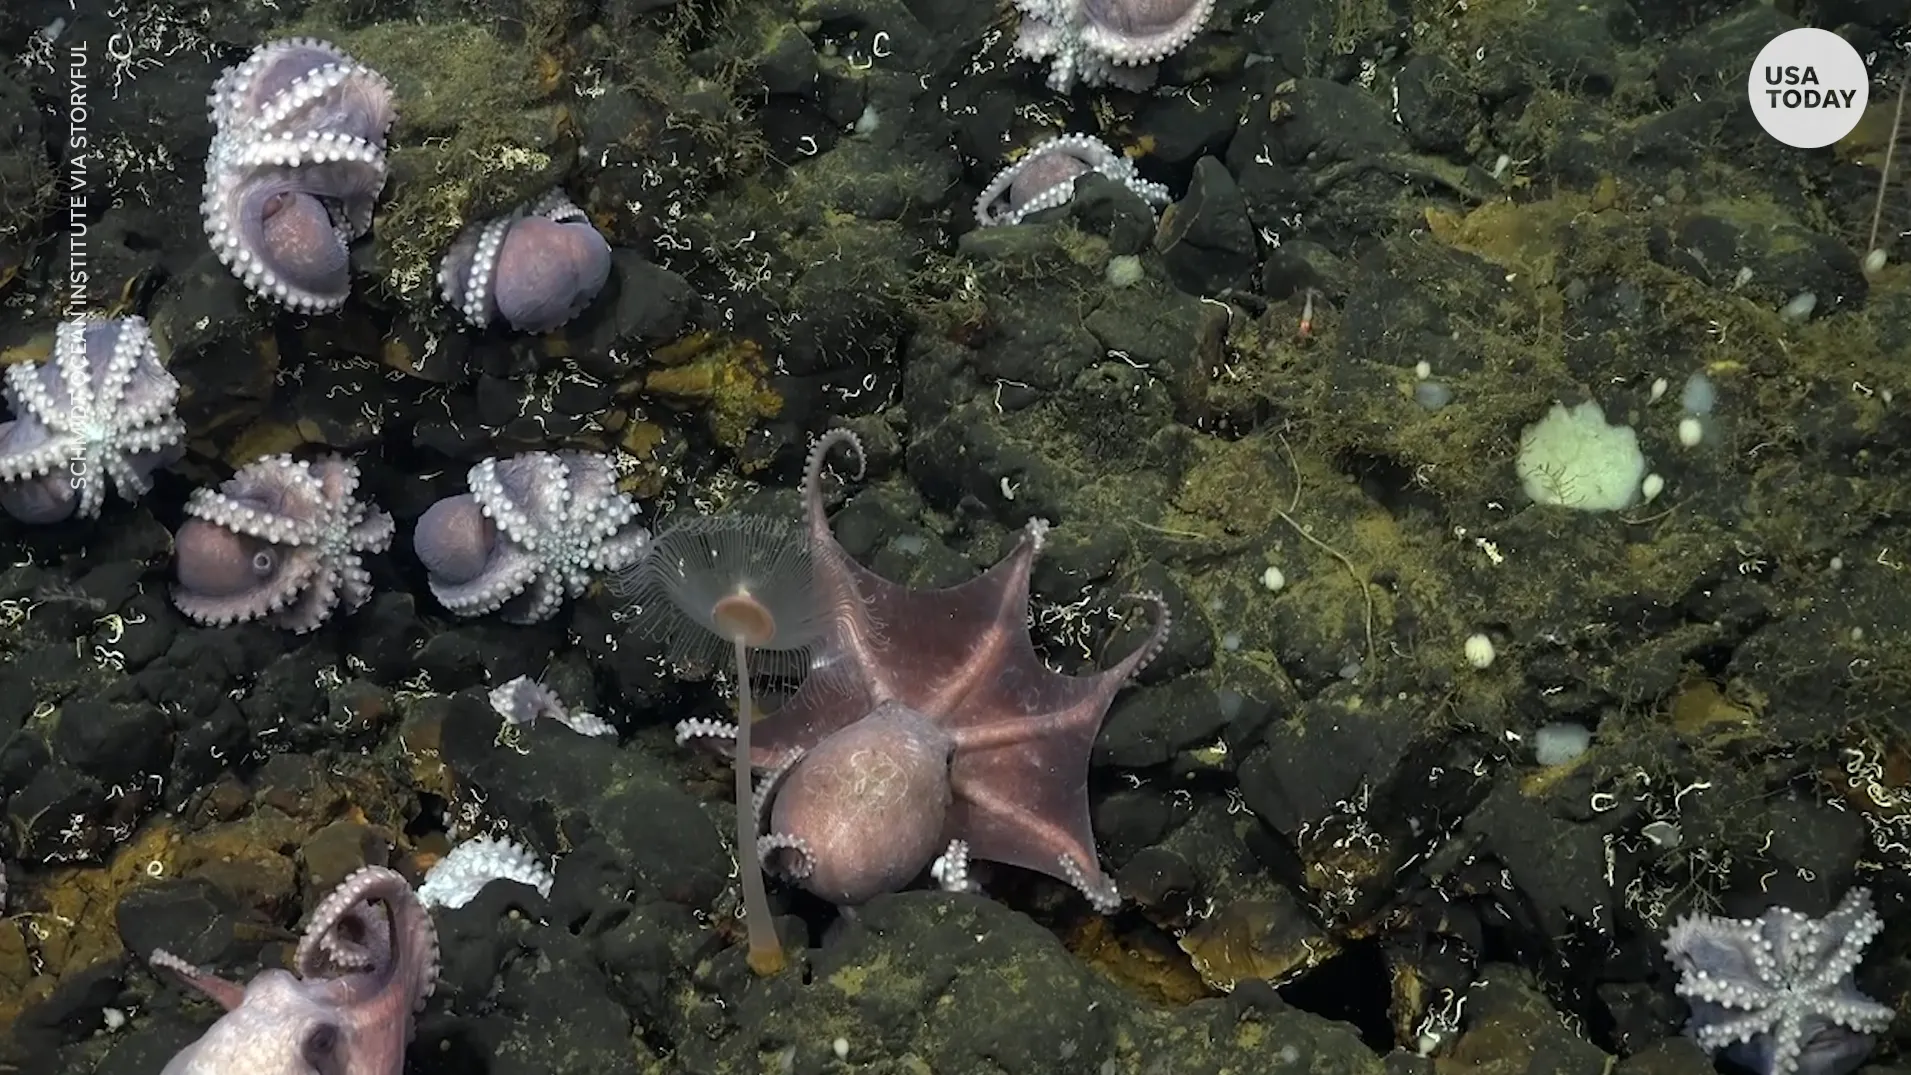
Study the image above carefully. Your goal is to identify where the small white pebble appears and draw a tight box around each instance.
[1830,555,1844,572]
[1414,360,1432,380]
[1851,626,1865,643]
[1640,473,1664,502]
[1647,377,1668,404]
[1641,820,1682,849]
[1261,565,1285,592]
[1464,633,1496,669]
[102,1007,126,1031]
[1863,248,1888,275]
[1677,415,1704,448]
[1779,291,1817,323]
[833,1037,849,1059]
[1534,721,1592,765]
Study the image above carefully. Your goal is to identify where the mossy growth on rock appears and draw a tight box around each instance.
[640,331,784,454]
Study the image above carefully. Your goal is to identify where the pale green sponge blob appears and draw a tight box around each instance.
[1515,400,1648,512]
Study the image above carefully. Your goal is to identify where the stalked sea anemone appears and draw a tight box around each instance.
[613,511,828,975]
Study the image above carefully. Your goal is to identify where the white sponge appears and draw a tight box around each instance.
[1516,401,1647,512]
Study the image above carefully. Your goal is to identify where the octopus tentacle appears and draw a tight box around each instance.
[295,866,439,1013]
[758,833,815,879]
[149,948,249,1011]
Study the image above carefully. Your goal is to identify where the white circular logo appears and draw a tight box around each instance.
[1749,28,1869,148]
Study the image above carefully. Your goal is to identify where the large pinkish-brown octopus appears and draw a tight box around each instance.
[151,866,438,1075]
[677,429,1170,913]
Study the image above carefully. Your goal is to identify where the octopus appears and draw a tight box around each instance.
[1664,887,1893,1075]
[438,191,613,333]
[171,454,393,633]
[202,38,395,312]
[411,451,650,624]
[152,866,438,1075]
[1012,0,1214,91]
[974,133,1171,228]
[487,674,615,737]
[679,429,1171,912]
[0,315,183,523]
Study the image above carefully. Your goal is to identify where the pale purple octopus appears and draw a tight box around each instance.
[974,133,1170,227]
[676,430,1171,913]
[0,315,184,523]
[203,39,395,312]
[438,191,613,333]
[1012,0,1213,90]
[1664,888,1892,1075]
[172,454,393,633]
[151,865,438,1075]
[413,451,649,624]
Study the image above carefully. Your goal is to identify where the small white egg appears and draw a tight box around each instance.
[1677,415,1704,448]
[1464,633,1496,669]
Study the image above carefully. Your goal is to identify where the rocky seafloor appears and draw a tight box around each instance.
[0,0,1909,1072]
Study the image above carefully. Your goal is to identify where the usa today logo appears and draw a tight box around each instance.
[1750,28,1868,148]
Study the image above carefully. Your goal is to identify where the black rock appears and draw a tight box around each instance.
[1097,677,1231,770]
[1155,156,1258,296]
[573,254,694,378]
[432,879,550,1002]
[1394,55,1478,154]
[1058,173,1160,257]
[116,877,245,968]
[51,698,171,786]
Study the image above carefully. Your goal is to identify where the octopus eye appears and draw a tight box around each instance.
[251,548,277,576]
[301,1021,341,1072]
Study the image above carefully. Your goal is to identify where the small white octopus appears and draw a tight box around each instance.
[974,133,1170,228]
[417,835,555,909]
[412,451,650,624]
[487,674,615,738]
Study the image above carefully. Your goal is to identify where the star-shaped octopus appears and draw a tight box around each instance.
[1664,887,1893,1075]
[676,429,1170,912]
